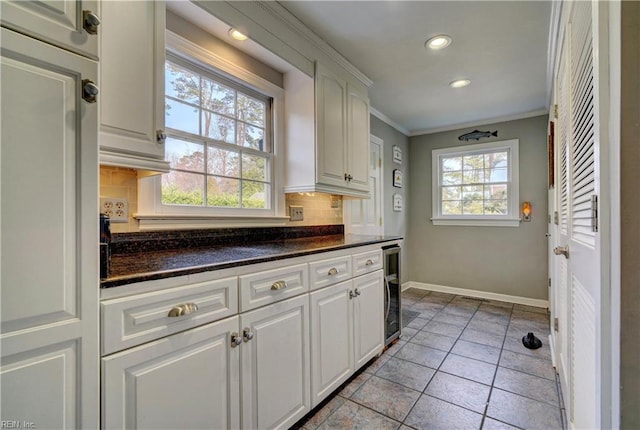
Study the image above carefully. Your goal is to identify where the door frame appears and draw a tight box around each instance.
[344,134,384,235]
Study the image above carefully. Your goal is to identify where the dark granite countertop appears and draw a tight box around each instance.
[102,230,401,289]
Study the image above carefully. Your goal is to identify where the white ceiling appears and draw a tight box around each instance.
[279,1,552,135]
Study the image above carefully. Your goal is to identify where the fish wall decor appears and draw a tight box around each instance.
[458,130,498,141]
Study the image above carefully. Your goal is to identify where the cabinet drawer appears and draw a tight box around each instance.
[239,263,308,311]
[309,255,352,291]
[352,249,383,277]
[101,276,238,355]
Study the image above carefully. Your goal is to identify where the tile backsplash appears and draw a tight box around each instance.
[99,165,344,232]
[285,193,343,226]
[100,166,139,233]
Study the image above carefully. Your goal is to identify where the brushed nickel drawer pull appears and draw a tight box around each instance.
[365,259,374,266]
[328,267,339,276]
[271,280,288,290]
[167,303,198,317]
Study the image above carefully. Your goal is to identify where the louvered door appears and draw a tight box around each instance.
[554,40,570,411]
[553,1,601,428]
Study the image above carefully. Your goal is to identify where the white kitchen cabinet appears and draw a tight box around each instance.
[315,62,371,195]
[101,275,238,355]
[240,294,310,429]
[346,83,371,192]
[352,270,385,368]
[309,269,384,406]
[0,28,99,428]
[284,63,370,198]
[0,0,99,59]
[99,0,170,173]
[309,280,353,406]
[102,316,241,429]
[316,63,348,189]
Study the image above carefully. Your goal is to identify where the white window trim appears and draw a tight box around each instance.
[137,30,286,227]
[431,139,521,227]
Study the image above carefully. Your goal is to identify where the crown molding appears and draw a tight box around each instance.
[409,109,549,137]
[369,107,410,136]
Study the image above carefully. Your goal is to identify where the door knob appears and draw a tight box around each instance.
[83,10,101,34]
[231,332,242,347]
[553,246,569,259]
[243,328,254,342]
[82,79,99,103]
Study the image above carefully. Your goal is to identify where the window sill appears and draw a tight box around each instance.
[431,217,521,227]
[134,214,291,231]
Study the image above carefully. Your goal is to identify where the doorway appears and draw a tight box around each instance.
[344,135,383,236]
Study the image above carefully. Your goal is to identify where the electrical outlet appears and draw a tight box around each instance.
[289,205,304,221]
[100,197,129,223]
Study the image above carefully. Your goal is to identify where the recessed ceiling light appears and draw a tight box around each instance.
[228,28,248,41]
[449,79,471,88]
[425,35,452,50]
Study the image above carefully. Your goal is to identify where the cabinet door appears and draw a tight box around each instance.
[240,295,310,429]
[99,0,166,161]
[0,28,98,428]
[102,316,240,430]
[0,0,99,59]
[309,281,353,407]
[353,270,384,369]
[347,84,371,192]
[316,62,348,188]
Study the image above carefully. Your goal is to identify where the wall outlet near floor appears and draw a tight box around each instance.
[289,205,304,221]
[100,197,129,223]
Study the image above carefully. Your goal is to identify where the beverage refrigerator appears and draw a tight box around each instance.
[382,244,401,345]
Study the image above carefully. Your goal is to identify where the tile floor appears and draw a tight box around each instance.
[293,288,566,430]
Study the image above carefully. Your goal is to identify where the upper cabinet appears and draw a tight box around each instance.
[99,0,170,173]
[285,63,371,198]
[0,0,100,60]
[315,63,370,194]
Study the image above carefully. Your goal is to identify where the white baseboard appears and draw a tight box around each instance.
[549,333,557,369]
[402,281,549,309]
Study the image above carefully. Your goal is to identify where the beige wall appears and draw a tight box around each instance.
[407,115,549,300]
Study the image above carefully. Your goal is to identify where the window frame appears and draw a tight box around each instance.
[137,30,287,226]
[163,53,274,211]
[431,139,521,227]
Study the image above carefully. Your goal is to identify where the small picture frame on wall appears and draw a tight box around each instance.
[393,194,403,212]
[392,145,402,164]
[393,169,403,188]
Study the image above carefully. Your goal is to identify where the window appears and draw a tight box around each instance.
[431,139,520,226]
[163,54,273,210]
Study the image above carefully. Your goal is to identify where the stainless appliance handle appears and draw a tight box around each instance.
[384,276,391,321]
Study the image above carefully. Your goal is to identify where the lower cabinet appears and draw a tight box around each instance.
[102,316,241,430]
[353,270,385,369]
[102,295,310,430]
[310,270,384,406]
[101,250,386,429]
[240,294,310,429]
